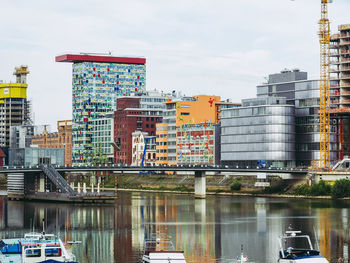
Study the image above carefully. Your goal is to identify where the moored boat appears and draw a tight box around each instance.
[277,230,328,263]
[141,234,186,263]
[0,231,77,263]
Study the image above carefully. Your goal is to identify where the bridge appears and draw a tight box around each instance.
[0,165,308,199]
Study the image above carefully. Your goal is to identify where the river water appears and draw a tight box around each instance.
[0,192,349,263]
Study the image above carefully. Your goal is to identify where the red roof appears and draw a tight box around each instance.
[55,54,146,64]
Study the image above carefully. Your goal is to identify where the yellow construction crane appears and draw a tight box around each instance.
[319,0,332,169]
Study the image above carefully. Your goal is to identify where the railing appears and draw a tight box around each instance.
[39,164,76,196]
[341,33,350,39]
[340,41,350,46]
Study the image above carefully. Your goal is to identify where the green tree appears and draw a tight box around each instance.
[331,179,350,199]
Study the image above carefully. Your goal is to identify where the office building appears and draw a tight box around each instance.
[114,91,168,165]
[56,54,146,165]
[156,95,240,165]
[221,97,295,168]
[176,123,220,165]
[257,69,337,166]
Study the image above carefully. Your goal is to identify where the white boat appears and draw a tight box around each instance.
[0,231,77,263]
[141,235,186,263]
[235,244,248,263]
[278,230,329,263]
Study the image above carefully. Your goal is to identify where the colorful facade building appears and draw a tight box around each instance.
[176,123,218,165]
[114,95,164,165]
[31,120,72,166]
[0,66,31,149]
[156,95,240,165]
[56,54,146,165]
[131,131,156,166]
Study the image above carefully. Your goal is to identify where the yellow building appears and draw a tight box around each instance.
[0,66,30,148]
[156,95,240,165]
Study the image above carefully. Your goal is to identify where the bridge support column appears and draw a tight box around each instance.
[194,171,206,199]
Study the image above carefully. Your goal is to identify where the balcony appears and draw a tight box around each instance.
[340,33,350,39]
[340,84,350,88]
[340,58,350,64]
[330,68,341,73]
[341,91,350,96]
[330,84,340,89]
[340,41,350,46]
[340,74,350,80]
[330,52,340,57]
[341,51,350,55]
[342,99,350,105]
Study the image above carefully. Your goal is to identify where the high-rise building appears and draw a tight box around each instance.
[56,54,146,165]
[256,69,337,166]
[0,66,31,149]
[156,95,240,165]
[330,24,350,159]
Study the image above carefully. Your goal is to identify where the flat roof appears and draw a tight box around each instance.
[55,54,146,64]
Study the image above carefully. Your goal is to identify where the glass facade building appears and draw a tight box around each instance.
[91,113,114,164]
[9,147,64,167]
[56,54,146,165]
[221,97,295,168]
[257,70,337,166]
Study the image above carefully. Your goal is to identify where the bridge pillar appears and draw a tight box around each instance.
[194,171,206,198]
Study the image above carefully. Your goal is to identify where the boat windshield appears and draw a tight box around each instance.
[282,235,314,251]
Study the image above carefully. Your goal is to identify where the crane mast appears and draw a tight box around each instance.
[319,0,331,169]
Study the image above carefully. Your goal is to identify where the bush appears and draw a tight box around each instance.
[230,180,242,191]
[291,181,332,196]
[331,179,350,199]
[292,184,311,196]
[309,180,331,196]
[263,180,288,194]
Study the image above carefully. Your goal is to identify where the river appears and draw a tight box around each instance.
[0,192,349,263]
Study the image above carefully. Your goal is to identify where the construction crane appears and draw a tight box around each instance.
[319,0,332,169]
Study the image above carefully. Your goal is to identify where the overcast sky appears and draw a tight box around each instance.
[0,0,349,130]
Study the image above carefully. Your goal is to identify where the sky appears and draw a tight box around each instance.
[0,0,349,130]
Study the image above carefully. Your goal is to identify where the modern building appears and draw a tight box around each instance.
[176,123,220,165]
[156,95,240,165]
[330,24,350,159]
[114,92,165,165]
[9,125,44,149]
[9,147,65,167]
[221,97,296,168]
[31,120,72,166]
[56,54,146,165]
[0,66,31,149]
[256,69,337,166]
[131,131,156,166]
[91,113,114,164]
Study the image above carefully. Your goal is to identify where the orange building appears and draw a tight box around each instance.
[156,95,240,165]
[32,120,72,166]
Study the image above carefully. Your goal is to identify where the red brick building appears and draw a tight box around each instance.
[114,97,163,165]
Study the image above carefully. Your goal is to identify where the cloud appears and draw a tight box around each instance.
[0,0,349,128]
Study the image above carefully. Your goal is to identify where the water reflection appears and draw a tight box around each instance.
[0,193,349,262]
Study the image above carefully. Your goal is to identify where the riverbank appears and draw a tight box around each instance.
[115,187,337,200]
